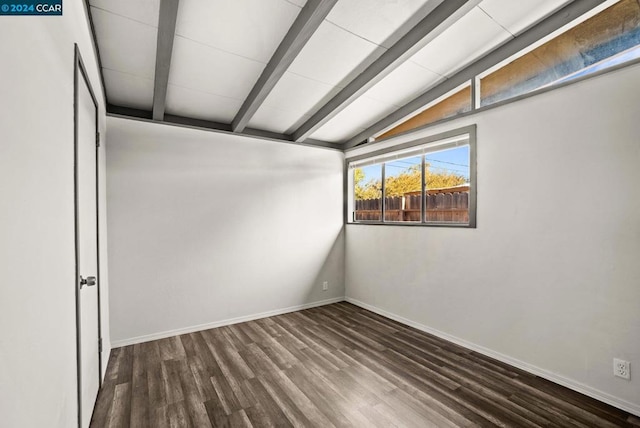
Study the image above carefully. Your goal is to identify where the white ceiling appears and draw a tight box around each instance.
[89,0,573,144]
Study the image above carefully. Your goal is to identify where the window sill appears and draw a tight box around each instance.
[347,221,475,228]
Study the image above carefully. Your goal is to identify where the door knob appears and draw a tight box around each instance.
[80,276,97,289]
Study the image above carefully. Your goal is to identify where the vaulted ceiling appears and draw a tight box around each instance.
[88,0,594,149]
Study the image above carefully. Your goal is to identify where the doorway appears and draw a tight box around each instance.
[74,44,102,428]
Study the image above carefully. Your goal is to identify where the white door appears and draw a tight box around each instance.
[76,53,101,428]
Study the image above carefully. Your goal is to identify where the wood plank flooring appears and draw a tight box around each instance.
[91,302,639,427]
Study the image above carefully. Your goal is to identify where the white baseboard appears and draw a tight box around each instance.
[345,296,640,418]
[111,297,344,348]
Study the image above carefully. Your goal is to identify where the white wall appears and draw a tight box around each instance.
[106,118,344,345]
[0,2,110,427]
[346,63,640,415]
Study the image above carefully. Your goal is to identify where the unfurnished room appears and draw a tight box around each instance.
[1,0,640,427]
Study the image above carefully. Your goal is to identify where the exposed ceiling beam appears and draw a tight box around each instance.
[343,0,607,149]
[231,0,339,133]
[291,0,481,143]
[152,0,179,121]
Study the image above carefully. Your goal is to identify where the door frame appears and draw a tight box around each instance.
[74,43,102,428]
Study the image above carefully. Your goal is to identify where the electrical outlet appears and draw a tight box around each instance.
[322,281,328,291]
[613,358,630,380]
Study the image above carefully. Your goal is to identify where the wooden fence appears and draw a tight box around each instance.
[355,185,469,223]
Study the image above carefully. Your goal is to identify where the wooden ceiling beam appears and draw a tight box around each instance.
[231,0,338,133]
[344,0,607,149]
[152,0,179,121]
[291,0,481,143]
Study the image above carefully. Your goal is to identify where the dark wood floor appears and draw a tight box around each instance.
[92,302,639,427]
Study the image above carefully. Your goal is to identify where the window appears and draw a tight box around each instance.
[384,154,422,222]
[378,84,472,141]
[371,0,640,141]
[479,0,640,107]
[349,126,476,227]
[353,164,382,221]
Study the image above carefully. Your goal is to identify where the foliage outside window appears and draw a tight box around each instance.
[350,128,476,227]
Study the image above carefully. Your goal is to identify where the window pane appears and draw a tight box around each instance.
[353,164,382,221]
[425,146,470,224]
[349,128,475,227]
[384,156,422,222]
[377,85,472,140]
[480,0,640,107]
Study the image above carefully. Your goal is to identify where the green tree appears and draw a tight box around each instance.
[354,164,467,200]
[425,163,468,189]
[384,165,421,197]
[354,168,381,200]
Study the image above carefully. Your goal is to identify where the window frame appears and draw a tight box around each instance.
[377,82,472,141]
[476,0,640,109]
[347,125,477,228]
[368,0,640,145]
